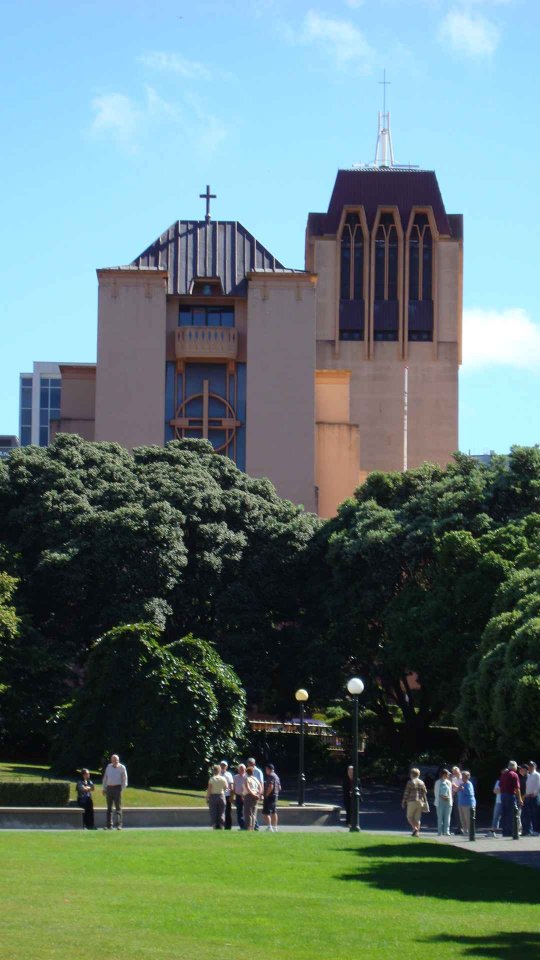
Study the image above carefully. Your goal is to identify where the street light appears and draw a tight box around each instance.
[347,677,364,833]
[295,688,309,807]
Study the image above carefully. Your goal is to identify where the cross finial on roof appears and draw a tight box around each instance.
[199,184,216,223]
[379,68,390,116]
[374,69,395,167]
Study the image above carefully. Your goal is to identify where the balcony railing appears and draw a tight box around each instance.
[175,326,238,361]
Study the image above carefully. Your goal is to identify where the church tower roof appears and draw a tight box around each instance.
[307,168,462,239]
[126,219,288,297]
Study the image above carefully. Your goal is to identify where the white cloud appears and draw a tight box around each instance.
[90,93,142,146]
[89,86,178,150]
[89,85,228,156]
[463,308,540,370]
[138,51,212,81]
[438,7,500,58]
[295,10,374,72]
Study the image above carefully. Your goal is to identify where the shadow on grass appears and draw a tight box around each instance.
[337,842,540,905]
[421,932,540,958]
[0,763,58,780]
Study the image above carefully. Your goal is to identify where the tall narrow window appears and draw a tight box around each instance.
[339,212,365,340]
[408,213,434,341]
[340,213,363,301]
[374,212,399,341]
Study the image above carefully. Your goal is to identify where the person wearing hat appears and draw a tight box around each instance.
[263,764,281,832]
[219,761,234,830]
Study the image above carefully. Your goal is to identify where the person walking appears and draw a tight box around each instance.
[102,754,128,830]
[76,768,96,830]
[262,764,281,832]
[243,765,263,831]
[457,770,476,836]
[401,767,428,837]
[434,768,452,836]
[206,764,228,829]
[219,761,234,830]
[499,761,522,837]
[522,761,540,836]
[233,763,247,829]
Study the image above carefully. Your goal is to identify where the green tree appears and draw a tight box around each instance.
[457,564,540,758]
[303,451,540,750]
[0,435,318,722]
[51,623,246,783]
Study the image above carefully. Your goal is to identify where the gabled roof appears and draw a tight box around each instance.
[129,220,287,297]
[308,168,459,238]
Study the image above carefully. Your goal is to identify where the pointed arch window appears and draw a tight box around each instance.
[339,212,364,341]
[374,212,399,341]
[408,213,433,341]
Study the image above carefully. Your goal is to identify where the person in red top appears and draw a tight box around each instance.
[499,761,523,837]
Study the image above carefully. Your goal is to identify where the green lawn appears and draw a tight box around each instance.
[0,833,538,960]
[0,762,206,807]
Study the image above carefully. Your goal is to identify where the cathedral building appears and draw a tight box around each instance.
[48,122,462,517]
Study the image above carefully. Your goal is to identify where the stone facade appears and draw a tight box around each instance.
[49,166,462,517]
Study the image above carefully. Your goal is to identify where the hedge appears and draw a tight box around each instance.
[0,781,70,806]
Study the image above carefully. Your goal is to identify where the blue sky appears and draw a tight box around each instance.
[1,0,539,454]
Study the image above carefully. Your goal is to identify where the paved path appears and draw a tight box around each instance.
[431,831,540,870]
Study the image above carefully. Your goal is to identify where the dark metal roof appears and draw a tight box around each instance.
[129,220,287,297]
[308,168,459,238]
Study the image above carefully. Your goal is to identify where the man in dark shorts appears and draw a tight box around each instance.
[263,763,281,832]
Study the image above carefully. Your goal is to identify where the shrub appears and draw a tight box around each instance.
[0,781,70,806]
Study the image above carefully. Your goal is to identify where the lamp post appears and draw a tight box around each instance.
[295,688,309,807]
[347,677,364,833]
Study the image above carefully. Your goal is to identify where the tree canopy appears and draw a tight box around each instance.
[51,623,246,784]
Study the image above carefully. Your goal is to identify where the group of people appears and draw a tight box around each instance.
[401,759,540,838]
[75,754,128,830]
[206,758,281,832]
[490,760,540,837]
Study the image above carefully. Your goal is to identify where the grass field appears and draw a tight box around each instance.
[0,762,207,807]
[0,832,539,960]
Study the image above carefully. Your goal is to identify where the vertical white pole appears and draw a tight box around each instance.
[403,364,408,472]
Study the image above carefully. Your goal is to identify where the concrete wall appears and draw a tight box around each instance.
[313,228,461,477]
[54,364,96,441]
[315,370,360,516]
[246,274,317,511]
[95,270,168,447]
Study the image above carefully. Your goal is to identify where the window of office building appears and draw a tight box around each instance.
[39,377,61,446]
[179,306,234,327]
[20,377,33,446]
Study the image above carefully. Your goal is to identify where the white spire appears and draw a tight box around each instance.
[374,70,394,168]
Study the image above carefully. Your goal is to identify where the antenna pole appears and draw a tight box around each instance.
[403,364,408,471]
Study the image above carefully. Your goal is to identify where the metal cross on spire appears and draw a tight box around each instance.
[379,69,390,116]
[199,184,216,223]
[374,68,395,168]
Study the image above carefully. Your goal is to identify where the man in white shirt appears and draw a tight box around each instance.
[102,754,128,830]
[247,757,263,831]
[219,761,234,830]
[523,761,540,836]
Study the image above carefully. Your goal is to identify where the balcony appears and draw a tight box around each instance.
[175,326,238,361]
